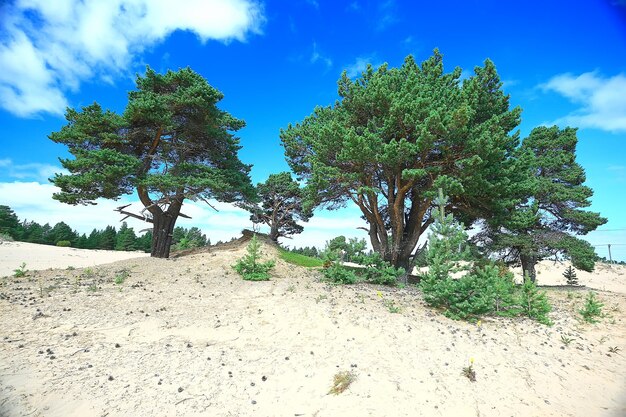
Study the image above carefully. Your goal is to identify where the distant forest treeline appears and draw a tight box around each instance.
[0,205,208,252]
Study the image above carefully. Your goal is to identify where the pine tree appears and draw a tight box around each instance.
[479,126,606,281]
[563,265,578,286]
[0,206,21,239]
[49,67,255,258]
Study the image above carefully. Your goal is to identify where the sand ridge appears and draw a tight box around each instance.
[0,241,625,417]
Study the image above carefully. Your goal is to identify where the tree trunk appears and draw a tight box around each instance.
[520,253,537,282]
[151,212,177,258]
[269,223,279,242]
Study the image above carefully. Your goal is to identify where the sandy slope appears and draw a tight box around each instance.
[0,241,625,417]
[0,241,149,277]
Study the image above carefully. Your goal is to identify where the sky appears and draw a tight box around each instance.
[0,0,625,260]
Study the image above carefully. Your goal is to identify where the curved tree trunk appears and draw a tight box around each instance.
[520,253,537,282]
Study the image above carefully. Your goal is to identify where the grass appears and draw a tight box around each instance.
[114,269,130,285]
[278,248,324,268]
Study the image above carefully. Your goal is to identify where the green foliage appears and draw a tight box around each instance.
[322,263,358,285]
[518,277,552,325]
[478,126,606,280]
[13,262,27,278]
[563,265,578,286]
[115,222,137,251]
[49,67,255,258]
[56,240,71,247]
[278,248,324,268]
[0,205,22,239]
[233,235,275,281]
[281,50,522,268]
[115,269,130,285]
[171,226,208,251]
[421,190,551,324]
[358,252,404,285]
[579,292,604,323]
[0,232,14,242]
[243,172,312,242]
[322,236,367,263]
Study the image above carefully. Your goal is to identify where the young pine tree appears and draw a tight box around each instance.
[233,235,275,281]
[563,265,578,286]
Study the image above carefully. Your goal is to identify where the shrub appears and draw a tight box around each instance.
[233,234,275,281]
[518,277,552,325]
[580,292,603,323]
[322,263,358,284]
[359,252,404,286]
[422,265,518,320]
[56,240,71,247]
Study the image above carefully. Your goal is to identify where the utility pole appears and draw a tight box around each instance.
[608,244,613,264]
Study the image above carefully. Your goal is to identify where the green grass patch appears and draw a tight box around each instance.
[278,248,324,268]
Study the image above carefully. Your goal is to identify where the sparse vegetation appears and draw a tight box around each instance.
[608,346,621,354]
[13,262,27,278]
[114,269,130,285]
[462,358,476,382]
[233,235,275,281]
[560,335,574,346]
[328,371,356,395]
[383,298,401,313]
[580,292,604,323]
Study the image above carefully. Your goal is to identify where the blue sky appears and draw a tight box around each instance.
[0,0,625,260]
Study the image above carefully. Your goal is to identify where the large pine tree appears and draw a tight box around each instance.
[281,51,522,269]
[477,126,606,281]
[50,67,255,258]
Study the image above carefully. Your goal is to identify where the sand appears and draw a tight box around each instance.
[1,240,625,417]
[0,241,149,277]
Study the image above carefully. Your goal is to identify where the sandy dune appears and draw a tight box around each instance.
[0,240,625,417]
[0,241,148,277]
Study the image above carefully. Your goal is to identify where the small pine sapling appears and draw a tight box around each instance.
[563,265,578,286]
[233,234,275,281]
[580,292,604,323]
[519,276,552,325]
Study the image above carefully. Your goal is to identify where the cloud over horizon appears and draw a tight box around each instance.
[0,0,265,117]
[541,71,626,133]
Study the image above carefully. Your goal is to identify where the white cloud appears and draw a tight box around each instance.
[310,41,332,69]
[0,0,265,117]
[540,71,626,132]
[0,158,68,182]
[344,56,383,78]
